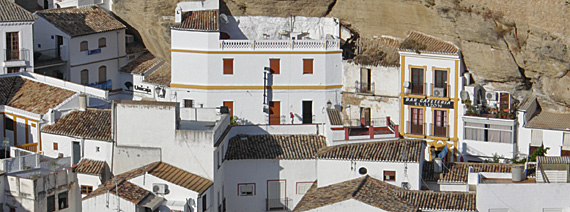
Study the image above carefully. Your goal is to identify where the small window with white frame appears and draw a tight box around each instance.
[296,182,312,195]
[238,183,255,196]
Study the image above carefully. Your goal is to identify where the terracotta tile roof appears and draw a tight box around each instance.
[147,162,213,194]
[326,109,343,125]
[517,95,537,111]
[317,139,424,163]
[172,10,218,31]
[399,31,459,55]
[0,0,35,22]
[294,177,416,212]
[399,190,476,211]
[143,62,171,86]
[84,179,151,204]
[225,134,327,160]
[525,111,570,131]
[294,176,476,212]
[372,36,403,50]
[120,52,162,74]
[83,161,213,202]
[42,108,112,141]
[537,156,570,164]
[74,159,107,175]
[0,76,76,115]
[35,6,126,37]
[423,162,512,183]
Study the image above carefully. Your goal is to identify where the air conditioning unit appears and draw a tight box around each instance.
[125,35,134,44]
[486,92,497,101]
[153,183,169,195]
[432,87,445,97]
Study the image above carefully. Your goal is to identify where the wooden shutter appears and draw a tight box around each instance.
[270,59,280,74]
[303,59,313,74]
[223,59,233,75]
[223,101,233,117]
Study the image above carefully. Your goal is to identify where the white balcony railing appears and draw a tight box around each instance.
[220,39,340,50]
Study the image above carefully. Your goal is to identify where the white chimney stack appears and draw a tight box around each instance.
[79,94,87,111]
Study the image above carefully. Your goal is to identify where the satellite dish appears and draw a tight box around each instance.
[187,198,195,207]
[460,90,469,101]
[403,81,410,89]
[220,13,229,24]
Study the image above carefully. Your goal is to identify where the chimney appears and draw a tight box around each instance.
[175,6,182,23]
[512,165,525,182]
[48,109,55,124]
[79,94,87,111]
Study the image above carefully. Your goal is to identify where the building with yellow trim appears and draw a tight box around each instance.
[168,0,343,125]
[398,31,462,162]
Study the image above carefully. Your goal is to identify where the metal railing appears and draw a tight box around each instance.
[430,124,449,138]
[345,118,387,127]
[428,83,450,98]
[266,198,290,211]
[409,82,426,96]
[355,81,374,94]
[220,39,340,50]
[407,121,425,135]
[4,49,29,61]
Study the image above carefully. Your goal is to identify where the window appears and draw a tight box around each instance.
[358,167,367,175]
[98,37,106,48]
[184,99,194,108]
[383,170,396,181]
[303,59,313,74]
[80,41,88,52]
[410,67,424,95]
[81,69,89,85]
[4,117,14,131]
[98,66,107,83]
[58,191,68,209]
[432,110,448,137]
[238,183,255,196]
[96,146,100,152]
[409,107,424,135]
[7,67,20,73]
[359,68,371,93]
[6,32,19,61]
[464,121,513,143]
[47,195,55,212]
[53,143,58,151]
[81,185,93,195]
[433,69,448,97]
[223,59,233,75]
[531,129,543,147]
[360,107,370,126]
[296,182,312,195]
[202,194,207,212]
[270,59,280,74]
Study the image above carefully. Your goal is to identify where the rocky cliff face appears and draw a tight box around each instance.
[113,0,570,111]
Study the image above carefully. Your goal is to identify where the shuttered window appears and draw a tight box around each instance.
[303,59,313,74]
[531,130,543,147]
[270,59,280,74]
[223,59,233,75]
[80,41,88,52]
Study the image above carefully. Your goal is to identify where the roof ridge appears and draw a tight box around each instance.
[352,175,369,197]
[408,30,459,49]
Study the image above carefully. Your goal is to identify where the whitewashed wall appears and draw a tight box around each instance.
[78,173,102,198]
[221,159,317,212]
[129,174,201,212]
[220,16,340,40]
[0,21,34,73]
[82,193,137,212]
[316,159,422,190]
[41,133,113,165]
[477,183,570,212]
[307,199,387,212]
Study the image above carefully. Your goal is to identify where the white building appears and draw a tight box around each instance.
[517,96,570,157]
[74,158,111,198]
[34,6,127,91]
[120,52,172,101]
[112,100,230,181]
[0,0,35,74]
[170,0,342,125]
[316,139,425,191]
[220,134,326,211]
[0,72,107,153]
[398,31,463,162]
[421,161,513,192]
[37,0,113,11]
[0,148,81,212]
[82,161,213,212]
[341,36,402,129]
[294,176,476,212]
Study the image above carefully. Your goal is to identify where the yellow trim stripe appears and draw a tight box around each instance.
[171,49,343,54]
[400,55,405,136]
[170,84,343,90]
[454,59,459,160]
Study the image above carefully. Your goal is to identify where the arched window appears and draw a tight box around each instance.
[81,69,89,85]
[98,66,106,83]
[80,41,88,52]
[98,37,106,48]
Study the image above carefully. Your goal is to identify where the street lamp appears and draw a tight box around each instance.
[3,137,9,159]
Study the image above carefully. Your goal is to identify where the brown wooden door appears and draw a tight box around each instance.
[6,32,19,61]
[499,93,510,112]
[410,107,424,135]
[223,101,234,117]
[433,110,448,137]
[360,107,370,126]
[269,101,280,125]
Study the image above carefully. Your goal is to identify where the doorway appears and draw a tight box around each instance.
[302,101,312,124]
